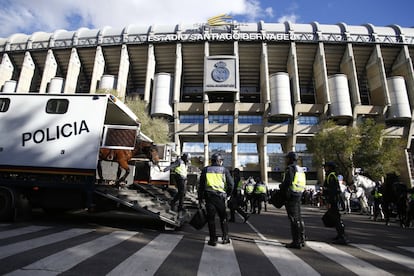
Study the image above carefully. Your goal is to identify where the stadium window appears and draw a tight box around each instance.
[179,114,204,124]
[208,115,234,124]
[237,142,259,167]
[297,115,319,125]
[295,143,308,152]
[268,117,291,125]
[239,115,262,124]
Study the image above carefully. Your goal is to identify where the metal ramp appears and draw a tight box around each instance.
[94,183,199,228]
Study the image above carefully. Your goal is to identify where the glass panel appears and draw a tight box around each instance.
[208,115,234,124]
[239,115,262,124]
[209,142,232,167]
[46,99,69,114]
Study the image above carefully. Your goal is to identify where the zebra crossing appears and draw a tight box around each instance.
[0,223,413,275]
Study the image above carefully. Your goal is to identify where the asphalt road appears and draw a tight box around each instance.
[0,204,413,275]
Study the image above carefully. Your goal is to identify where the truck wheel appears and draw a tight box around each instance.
[0,187,14,221]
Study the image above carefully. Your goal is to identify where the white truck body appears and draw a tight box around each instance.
[0,93,139,175]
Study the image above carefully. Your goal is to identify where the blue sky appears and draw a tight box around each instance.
[0,0,413,38]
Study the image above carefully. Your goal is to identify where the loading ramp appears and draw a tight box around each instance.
[94,183,199,228]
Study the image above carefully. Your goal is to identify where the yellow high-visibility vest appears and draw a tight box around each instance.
[290,165,306,193]
[174,162,188,178]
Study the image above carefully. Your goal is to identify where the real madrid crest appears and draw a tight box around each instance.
[211,61,230,82]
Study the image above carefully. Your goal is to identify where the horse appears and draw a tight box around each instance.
[352,174,376,215]
[382,175,408,227]
[96,139,160,185]
[97,149,132,184]
[339,181,353,214]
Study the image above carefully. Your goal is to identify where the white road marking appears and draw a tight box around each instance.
[398,246,414,254]
[307,241,393,276]
[198,237,241,276]
[256,239,320,276]
[0,228,94,260]
[0,225,51,239]
[353,243,414,270]
[6,230,138,276]
[107,233,183,276]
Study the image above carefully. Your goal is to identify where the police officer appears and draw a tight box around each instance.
[244,177,255,212]
[280,151,307,249]
[198,153,234,246]
[371,181,384,221]
[323,161,349,245]
[164,153,190,212]
[229,168,249,223]
[252,177,268,214]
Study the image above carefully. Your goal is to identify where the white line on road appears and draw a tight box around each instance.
[6,230,138,276]
[307,241,393,276]
[0,225,51,239]
[353,243,414,270]
[256,239,320,276]
[107,233,183,276]
[0,228,94,260]
[398,246,414,254]
[198,237,241,276]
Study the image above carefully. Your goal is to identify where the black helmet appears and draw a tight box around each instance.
[211,153,223,162]
[182,153,190,160]
[286,151,298,161]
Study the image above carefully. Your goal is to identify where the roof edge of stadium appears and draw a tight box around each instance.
[1,21,414,52]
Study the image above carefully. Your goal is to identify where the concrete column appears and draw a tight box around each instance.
[116,44,130,100]
[64,48,81,94]
[0,53,14,90]
[173,43,182,103]
[260,135,268,184]
[313,42,329,107]
[203,41,210,102]
[234,40,240,102]
[204,134,209,167]
[89,46,105,94]
[39,49,57,93]
[340,44,360,107]
[366,44,389,107]
[392,46,414,149]
[288,42,300,104]
[261,43,270,103]
[204,102,209,167]
[232,133,238,169]
[144,44,155,104]
[16,52,35,92]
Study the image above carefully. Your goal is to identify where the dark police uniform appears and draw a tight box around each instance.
[280,152,306,249]
[198,153,234,246]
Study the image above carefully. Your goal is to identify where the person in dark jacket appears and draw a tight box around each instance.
[198,153,234,246]
[164,153,190,212]
[280,152,307,249]
[229,168,250,223]
[323,161,349,245]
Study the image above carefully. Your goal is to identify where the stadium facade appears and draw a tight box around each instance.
[1,20,414,186]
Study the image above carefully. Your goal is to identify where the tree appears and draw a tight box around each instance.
[308,118,405,182]
[353,118,404,181]
[124,97,171,144]
[96,89,171,143]
[308,120,359,181]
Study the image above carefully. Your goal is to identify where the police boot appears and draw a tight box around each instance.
[286,220,301,249]
[299,220,306,247]
[333,221,348,245]
[221,221,230,244]
[208,223,217,246]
